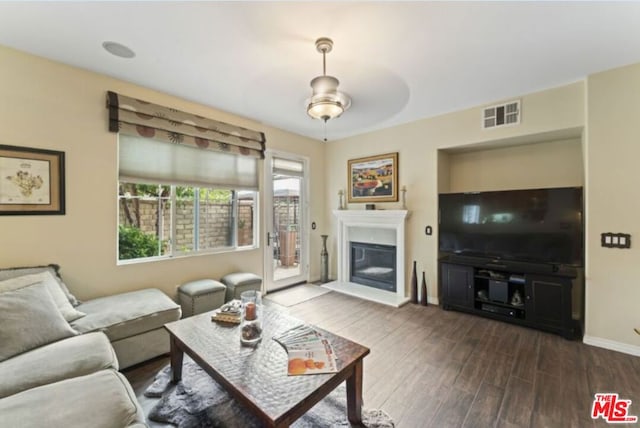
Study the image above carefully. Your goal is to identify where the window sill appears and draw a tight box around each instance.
[117,245,259,266]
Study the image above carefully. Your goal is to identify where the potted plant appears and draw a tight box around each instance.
[279,224,297,266]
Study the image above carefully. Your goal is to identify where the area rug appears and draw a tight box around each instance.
[264,284,332,307]
[146,356,394,428]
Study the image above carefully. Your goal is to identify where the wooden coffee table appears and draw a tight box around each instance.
[165,306,370,427]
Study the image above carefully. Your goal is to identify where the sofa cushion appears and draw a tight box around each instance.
[0,271,85,322]
[0,282,78,362]
[0,369,147,428]
[71,288,181,341]
[0,332,118,398]
[0,264,79,306]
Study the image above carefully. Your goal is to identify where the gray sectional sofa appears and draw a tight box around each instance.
[71,287,181,368]
[0,332,146,427]
[0,264,182,427]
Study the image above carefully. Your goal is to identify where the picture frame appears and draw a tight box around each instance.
[347,152,398,203]
[0,144,65,215]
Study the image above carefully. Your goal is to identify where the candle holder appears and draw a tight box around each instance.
[240,290,262,346]
[401,185,407,210]
[338,189,345,210]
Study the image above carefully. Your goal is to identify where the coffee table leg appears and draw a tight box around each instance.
[346,360,364,424]
[170,335,184,383]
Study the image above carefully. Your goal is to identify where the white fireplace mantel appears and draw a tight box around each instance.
[322,210,410,307]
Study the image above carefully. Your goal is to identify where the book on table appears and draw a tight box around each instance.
[211,300,242,324]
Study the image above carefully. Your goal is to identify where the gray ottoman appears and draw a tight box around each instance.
[178,279,226,317]
[220,272,262,302]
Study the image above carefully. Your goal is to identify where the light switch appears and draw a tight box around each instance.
[601,232,632,249]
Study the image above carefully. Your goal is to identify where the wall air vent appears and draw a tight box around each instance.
[482,100,520,129]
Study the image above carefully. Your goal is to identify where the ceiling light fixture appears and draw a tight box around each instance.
[306,37,351,126]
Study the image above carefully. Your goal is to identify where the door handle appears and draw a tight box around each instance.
[267,232,271,246]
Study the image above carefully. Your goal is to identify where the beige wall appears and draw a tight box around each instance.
[326,82,584,305]
[437,151,450,194]
[445,138,584,193]
[585,62,640,348]
[3,41,638,352]
[0,45,325,301]
[326,65,640,352]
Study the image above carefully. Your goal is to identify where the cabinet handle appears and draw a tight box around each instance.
[526,295,531,300]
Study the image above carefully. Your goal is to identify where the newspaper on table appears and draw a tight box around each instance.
[273,325,338,375]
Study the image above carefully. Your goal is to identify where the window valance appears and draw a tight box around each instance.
[106,91,265,159]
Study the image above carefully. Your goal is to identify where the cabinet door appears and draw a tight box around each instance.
[525,274,572,336]
[441,263,474,309]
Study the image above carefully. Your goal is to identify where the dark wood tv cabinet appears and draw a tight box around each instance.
[439,256,578,339]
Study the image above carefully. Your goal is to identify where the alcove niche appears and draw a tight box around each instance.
[436,128,585,324]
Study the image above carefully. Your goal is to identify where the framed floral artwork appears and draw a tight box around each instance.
[347,152,398,203]
[0,144,65,215]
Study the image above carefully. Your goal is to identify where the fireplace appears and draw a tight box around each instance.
[350,242,397,292]
[325,209,409,307]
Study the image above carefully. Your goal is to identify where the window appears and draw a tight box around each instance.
[113,103,263,264]
[118,181,257,262]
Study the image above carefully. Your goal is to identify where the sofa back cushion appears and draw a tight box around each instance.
[0,272,86,322]
[0,282,78,362]
[0,264,79,306]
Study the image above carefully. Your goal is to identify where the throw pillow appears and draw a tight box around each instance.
[0,272,86,322]
[0,264,80,306]
[0,282,78,362]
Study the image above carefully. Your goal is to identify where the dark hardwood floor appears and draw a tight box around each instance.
[123,291,640,427]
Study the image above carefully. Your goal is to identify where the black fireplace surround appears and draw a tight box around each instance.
[350,241,397,292]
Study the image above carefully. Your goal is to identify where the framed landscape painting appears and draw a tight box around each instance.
[0,144,65,215]
[347,152,398,203]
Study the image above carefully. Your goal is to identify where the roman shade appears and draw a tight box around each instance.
[118,134,258,190]
[106,91,265,159]
[107,91,265,190]
[273,157,304,177]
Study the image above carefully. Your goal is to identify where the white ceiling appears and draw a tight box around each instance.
[1,2,640,142]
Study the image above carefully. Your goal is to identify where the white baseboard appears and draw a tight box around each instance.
[583,335,640,357]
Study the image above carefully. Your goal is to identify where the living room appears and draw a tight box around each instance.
[1,2,640,427]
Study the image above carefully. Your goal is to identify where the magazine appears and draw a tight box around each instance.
[273,325,338,375]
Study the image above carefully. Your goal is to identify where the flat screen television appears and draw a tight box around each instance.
[439,187,583,267]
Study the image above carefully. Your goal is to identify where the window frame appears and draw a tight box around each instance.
[117,181,259,265]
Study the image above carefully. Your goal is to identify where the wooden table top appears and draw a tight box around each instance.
[165,305,370,426]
